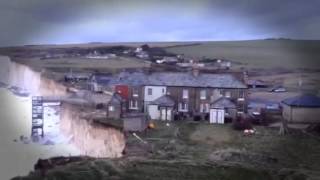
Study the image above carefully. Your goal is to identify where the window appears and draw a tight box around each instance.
[147,88,152,95]
[238,90,245,101]
[200,103,209,113]
[237,111,244,115]
[200,103,204,112]
[183,103,188,110]
[200,89,206,100]
[129,100,138,109]
[212,89,221,95]
[211,89,222,101]
[178,102,188,112]
[133,88,139,97]
[182,89,189,99]
[225,91,231,98]
[224,108,230,116]
[108,106,114,111]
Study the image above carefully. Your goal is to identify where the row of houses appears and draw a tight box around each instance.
[90,70,248,123]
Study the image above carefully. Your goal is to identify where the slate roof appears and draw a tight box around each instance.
[93,73,114,84]
[282,94,320,107]
[247,79,268,86]
[95,71,247,89]
[148,72,247,88]
[108,93,124,104]
[210,97,236,109]
[150,95,175,107]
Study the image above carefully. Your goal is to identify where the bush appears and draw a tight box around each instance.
[95,103,104,109]
[232,115,252,130]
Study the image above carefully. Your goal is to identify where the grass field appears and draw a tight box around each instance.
[165,40,320,69]
[4,39,320,72]
[14,57,151,73]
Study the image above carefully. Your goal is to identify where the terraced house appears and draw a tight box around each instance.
[92,70,248,124]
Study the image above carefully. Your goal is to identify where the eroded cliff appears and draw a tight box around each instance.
[0,55,66,96]
[0,55,125,159]
[60,103,125,158]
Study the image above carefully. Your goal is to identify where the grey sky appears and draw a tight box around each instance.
[0,0,319,46]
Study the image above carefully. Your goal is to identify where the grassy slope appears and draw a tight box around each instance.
[15,159,275,180]
[15,121,320,180]
[4,39,320,70]
[14,57,150,73]
[165,40,320,69]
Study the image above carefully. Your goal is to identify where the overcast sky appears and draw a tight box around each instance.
[0,0,319,46]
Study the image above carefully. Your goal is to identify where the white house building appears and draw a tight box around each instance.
[144,85,167,118]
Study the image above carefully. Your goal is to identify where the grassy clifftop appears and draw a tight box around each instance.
[165,40,320,69]
[14,121,320,180]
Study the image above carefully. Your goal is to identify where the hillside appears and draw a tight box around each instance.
[2,39,319,70]
[13,122,320,180]
[165,40,320,69]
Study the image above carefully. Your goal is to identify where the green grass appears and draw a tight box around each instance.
[8,39,320,70]
[123,161,274,180]
[165,40,320,69]
[131,121,320,171]
[13,121,320,180]
[14,56,150,72]
[14,159,277,180]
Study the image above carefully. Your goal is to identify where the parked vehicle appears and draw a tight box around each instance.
[270,86,286,92]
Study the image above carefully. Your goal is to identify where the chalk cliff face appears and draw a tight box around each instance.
[0,55,66,96]
[0,55,125,158]
[60,103,125,158]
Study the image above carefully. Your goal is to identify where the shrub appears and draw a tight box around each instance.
[232,115,252,130]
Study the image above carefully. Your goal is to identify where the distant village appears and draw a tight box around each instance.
[1,43,319,134]
[47,44,319,134]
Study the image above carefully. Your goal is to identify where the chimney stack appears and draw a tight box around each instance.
[243,71,248,83]
[192,65,200,77]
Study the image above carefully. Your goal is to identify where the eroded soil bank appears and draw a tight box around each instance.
[60,103,125,158]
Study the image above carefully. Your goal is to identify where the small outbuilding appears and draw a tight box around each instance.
[209,97,237,124]
[281,94,320,124]
[106,93,125,119]
[123,113,148,132]
[147,95,175,121]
